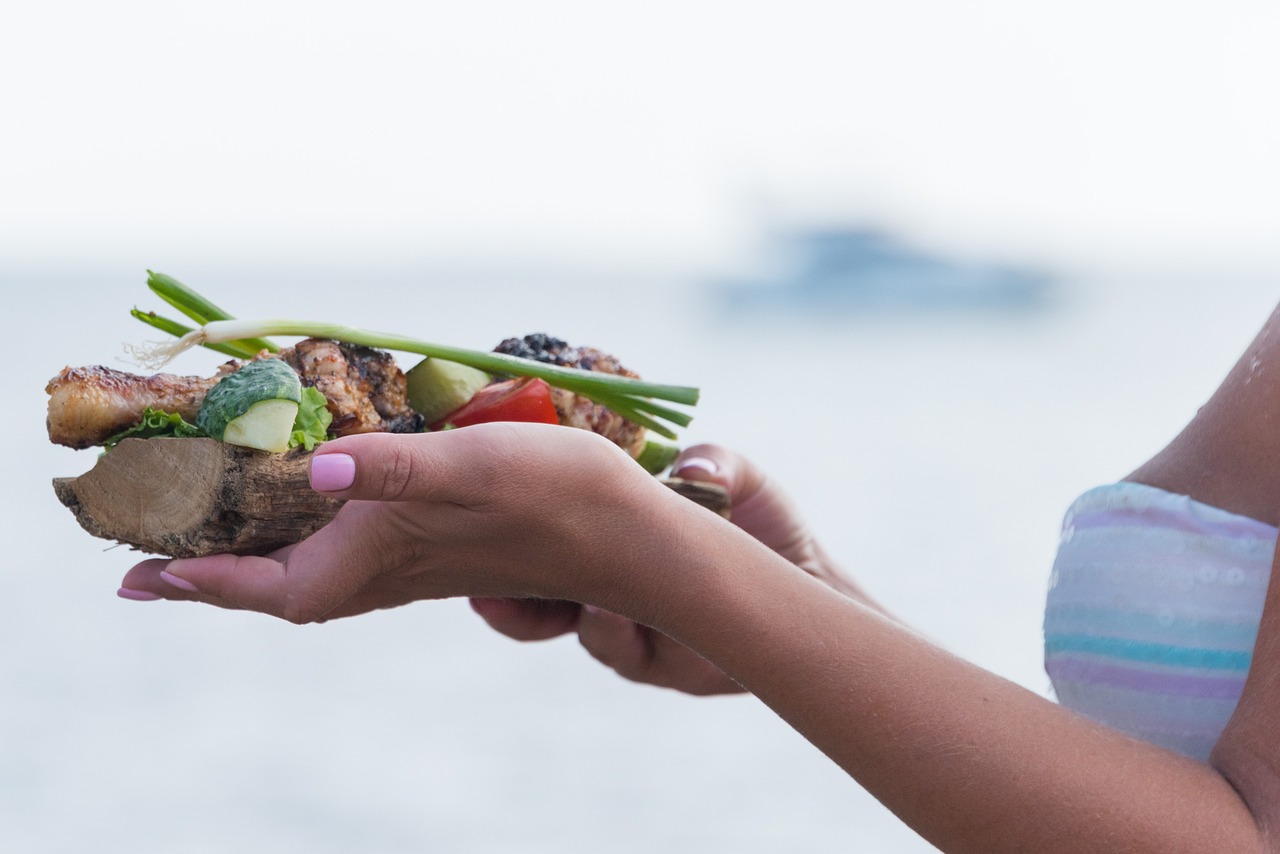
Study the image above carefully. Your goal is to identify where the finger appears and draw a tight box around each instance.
[157,502,400,623]
[673,446,832,615]
[673,444,808,555]
[150,552,292,613]
[306,423,570,504]
[119,558,192,602]
[671,444,765,506]
[118,557,257,611]
[577,606,742,694]
[469,597,580,641]
[576,606,652,676]
[119,536,314,605]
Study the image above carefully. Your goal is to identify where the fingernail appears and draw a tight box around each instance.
[310,453,356,492]
[117,588,161,601]
[674,456,717,477]
[582,604,602,616]
[160,570,199,594]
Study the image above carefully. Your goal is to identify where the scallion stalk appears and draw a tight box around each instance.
[137,318,699,438]
[591,397,677,437]
[130,309,261,359]
[146,271,280,354]
[609,395,695,428]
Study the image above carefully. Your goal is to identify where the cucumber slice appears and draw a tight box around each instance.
[197,359,303,452]
[405,357,493,424]
[222,398,301,453]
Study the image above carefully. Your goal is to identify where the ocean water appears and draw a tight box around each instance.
[3,258,1276,853]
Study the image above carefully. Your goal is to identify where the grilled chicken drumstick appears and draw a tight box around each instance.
[46,365,224,450]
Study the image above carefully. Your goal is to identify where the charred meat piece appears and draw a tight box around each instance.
[46,365,224,450]
[494,334,647,457]
[279,339,424,436]
[495,333,634,374]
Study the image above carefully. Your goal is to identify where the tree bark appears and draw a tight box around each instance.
[53,438,731,558]
[53,438,345,558]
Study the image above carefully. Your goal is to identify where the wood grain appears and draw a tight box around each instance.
[53,438,345,557]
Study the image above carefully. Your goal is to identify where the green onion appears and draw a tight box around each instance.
[610,395,695,428]
[130,308,262,359]
[146,271,280,354]
[138,319,699,438]
[589,397,675,437]
[133,298,700,438]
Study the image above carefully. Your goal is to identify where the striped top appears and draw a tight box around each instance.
[1044,482,1277,761]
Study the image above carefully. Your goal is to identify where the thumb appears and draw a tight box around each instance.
[307,422,575,503]
[307,432,448,502]
[671,443,766,509]
[672,444,807,555]
[307,427,529,503]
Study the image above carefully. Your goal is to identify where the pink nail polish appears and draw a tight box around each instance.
[118,588,162,601]
[310,453,356,492]
[674,456,718,477]
[160,570,199,594]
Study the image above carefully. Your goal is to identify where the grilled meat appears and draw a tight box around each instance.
[278,338,424,435]
[46,365,225,450]
[47,339,423,449]
[494,334,647,457]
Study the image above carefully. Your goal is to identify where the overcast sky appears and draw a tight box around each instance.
[3,1,1277,272]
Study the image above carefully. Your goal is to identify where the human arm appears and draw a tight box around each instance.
[120,422,1280,852]
[642,506,1277,852]
[468,443,888,695]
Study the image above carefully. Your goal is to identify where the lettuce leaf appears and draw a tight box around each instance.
[100,390,331,453]
[103,407,205,450]
[289,387,333,450]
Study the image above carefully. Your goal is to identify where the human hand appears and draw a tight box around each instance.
[471,443,873,696]
[118,423,680,622]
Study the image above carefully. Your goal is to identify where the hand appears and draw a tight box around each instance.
[471,444,876,696]
[119,423,676,622]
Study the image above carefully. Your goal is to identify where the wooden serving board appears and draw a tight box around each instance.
[54,438,730,558]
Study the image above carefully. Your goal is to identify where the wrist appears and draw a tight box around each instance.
[807,543,891,618]
[562,471,727,621]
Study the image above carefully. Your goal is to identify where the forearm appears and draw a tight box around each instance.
[623,502,1267,852]
[808,540,894,618]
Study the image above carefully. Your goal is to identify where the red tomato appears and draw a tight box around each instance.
[436,377,560,428]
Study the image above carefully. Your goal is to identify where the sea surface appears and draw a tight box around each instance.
[3,258,1276,853]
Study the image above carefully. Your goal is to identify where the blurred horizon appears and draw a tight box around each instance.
[4,1,1278,280]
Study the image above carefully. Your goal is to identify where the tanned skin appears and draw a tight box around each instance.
[121,304,1280,852]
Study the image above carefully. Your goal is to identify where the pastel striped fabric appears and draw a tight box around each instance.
[1044,482,1276,761]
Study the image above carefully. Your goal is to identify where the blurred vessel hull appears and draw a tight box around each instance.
[717,228,1053,313]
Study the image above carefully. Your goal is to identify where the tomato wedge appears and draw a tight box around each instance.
[435,377,560,428]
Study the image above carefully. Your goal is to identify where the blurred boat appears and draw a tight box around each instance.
[717,228,1053,313]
